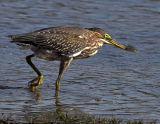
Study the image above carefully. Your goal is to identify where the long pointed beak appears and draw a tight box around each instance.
[104,39,137,52]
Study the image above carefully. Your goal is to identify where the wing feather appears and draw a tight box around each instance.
[10,33,87,57]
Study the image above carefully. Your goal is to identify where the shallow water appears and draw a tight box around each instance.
[0,0,160,121]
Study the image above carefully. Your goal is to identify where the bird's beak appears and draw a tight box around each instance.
[103,39,137,52]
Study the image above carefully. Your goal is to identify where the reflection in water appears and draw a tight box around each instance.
[54,89,65,117]
[22,88,78,123]
[30,85,60,106]
[30,89,42,101]
[32,86,62,114]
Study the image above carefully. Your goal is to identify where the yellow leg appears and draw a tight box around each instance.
[55,57,73,91]
[56,76,60,91]
[26,54,43,90]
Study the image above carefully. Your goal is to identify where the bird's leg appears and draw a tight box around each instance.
[56,57,73,91]
[26,54,43,90]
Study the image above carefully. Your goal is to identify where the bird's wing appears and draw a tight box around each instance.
[10,33,87,57]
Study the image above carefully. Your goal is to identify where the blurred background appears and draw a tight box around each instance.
[0,0,160,121]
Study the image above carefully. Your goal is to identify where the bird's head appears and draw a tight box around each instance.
[87,28,137,52]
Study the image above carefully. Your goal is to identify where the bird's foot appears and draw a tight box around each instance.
[28,75,43,91]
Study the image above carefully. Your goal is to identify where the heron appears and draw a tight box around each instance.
[9,26,136,91]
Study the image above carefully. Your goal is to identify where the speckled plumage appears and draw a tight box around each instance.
[9,26,136,91]
[10,27,105,60]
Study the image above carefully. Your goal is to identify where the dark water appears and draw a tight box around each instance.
[0,0,160,121]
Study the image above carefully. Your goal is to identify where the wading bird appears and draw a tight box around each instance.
[9,26,136,91]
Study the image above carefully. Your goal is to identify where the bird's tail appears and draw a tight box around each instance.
[8,34,34,48]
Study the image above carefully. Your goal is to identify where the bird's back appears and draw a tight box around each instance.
[9,27,102,58]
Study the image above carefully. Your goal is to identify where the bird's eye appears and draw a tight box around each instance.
[105,33,111,39]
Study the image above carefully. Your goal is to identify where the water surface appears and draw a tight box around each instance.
[0,0,160,121]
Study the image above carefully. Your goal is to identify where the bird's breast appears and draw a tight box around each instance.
[74,41,104,59]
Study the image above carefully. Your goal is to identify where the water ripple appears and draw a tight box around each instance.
[0,0,160,121]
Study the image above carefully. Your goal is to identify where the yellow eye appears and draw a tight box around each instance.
[105,33,111,39]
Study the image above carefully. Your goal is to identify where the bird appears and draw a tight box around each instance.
[9,26,137,91]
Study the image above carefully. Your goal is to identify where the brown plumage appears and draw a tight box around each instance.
[9,26,136,91]
[10,27,105,59]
